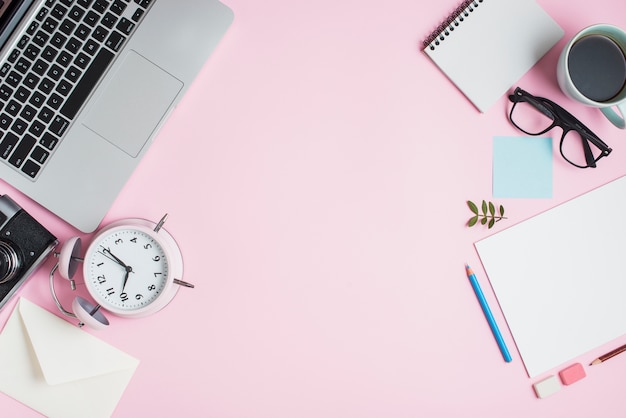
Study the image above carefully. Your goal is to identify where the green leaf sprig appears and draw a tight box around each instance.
[467,200,507,229]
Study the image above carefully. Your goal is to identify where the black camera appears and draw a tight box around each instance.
[0,195,57,310]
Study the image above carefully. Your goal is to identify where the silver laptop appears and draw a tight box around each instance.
[0,0,233,232]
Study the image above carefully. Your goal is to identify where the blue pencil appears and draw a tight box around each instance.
[465,264,512,363]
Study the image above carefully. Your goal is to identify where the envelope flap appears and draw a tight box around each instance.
[19,299,139,385]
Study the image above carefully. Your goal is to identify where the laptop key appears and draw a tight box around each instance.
[84,11,99,26]
[110,0,126,15]
[75,24,91,40]
[101,12,118,28]
[8,134,36,168]
[39,132,58,150]
[18,35,31,49]
[50,32,68,48]
[93,0,110,14]
[116,18,134,35]
[0,85,13,101]
[24,45,41,60]
[60,19,77,36]
[32,59,49,76]
[55,79,72,96]
[92,26,109,42]
[0,132,18,159]
[42,17,59,34]
[49,115,69,136]
[27,21,40,35]
[21,160,41,178]
[42,46,59,62]
[47,64,63,80]
[83,38,99,55]
[65,66,82,82]
[51,5,68,20]
[6,100,21,117]
[30,91,46,108]
[33,30,50,47]
[105,31,125,51]
[15,58,31,74]
[29,120,46,137]
[0,113,12,130]
[14,86,31,103]
[56,51,73,67]
[135,0,152,8]
[23,73,40,89]
[69,6,85,22]
[0,63,11,78]
[31,146,50,164]
[6,72,22,88]
[7,49,20,63]
[20,105,36,121]
[11,117,28,135]
[74,52,91,68]
[36,8,49,22]
[131,8,143,22]
[38,107,54,123]
[46,92,62,109]
[60,47,113,119]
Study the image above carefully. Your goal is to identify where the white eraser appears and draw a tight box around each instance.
[533,375,561,399]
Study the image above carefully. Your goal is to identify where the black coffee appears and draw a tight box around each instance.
[568,34,626,102]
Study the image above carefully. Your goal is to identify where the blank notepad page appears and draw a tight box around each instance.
[423,0,563,112]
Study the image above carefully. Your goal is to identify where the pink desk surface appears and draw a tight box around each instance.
[2,0,626,416]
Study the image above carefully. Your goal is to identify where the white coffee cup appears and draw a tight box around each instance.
[557,24,626,129]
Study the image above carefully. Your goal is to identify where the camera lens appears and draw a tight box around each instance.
[0,240,21,284]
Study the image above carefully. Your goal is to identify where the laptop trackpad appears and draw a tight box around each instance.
[83,51,183,157]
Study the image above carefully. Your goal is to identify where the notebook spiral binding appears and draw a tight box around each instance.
[423,0,484,50]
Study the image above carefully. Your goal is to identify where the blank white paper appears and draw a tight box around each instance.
[475,176,626,377]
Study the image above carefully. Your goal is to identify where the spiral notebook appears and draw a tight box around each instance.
[423,0,564,112]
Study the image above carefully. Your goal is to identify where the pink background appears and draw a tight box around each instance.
[2,0,626,416]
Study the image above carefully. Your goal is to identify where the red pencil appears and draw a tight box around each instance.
[590,343,626,365]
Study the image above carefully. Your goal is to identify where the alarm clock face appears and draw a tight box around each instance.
[84,226,171,315]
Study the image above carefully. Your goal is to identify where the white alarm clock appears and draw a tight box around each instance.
[50,214,193,329]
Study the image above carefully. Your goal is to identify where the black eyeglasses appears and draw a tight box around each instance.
[508,87,612,168]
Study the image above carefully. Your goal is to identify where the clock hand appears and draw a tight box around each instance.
[120,265,134,293]
[99,247,134,292]
[100,247,130,269]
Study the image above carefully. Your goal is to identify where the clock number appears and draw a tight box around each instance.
[144,243,152,250]
[148,284,156,291]
[135,294,143,300]
[131,237,137,243]
[120,292,129,302]
[115,239,123,245]
[153,272,162,278]
[106,287,115,296]
[97,275,106,284]
[153,255,160,262]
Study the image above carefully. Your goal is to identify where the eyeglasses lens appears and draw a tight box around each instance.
[560,130,603,168]
[511,100,554,134]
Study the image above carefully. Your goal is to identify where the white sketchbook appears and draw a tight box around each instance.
[423,0,564,112]
[475,176,626,377]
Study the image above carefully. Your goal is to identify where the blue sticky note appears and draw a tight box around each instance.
[493,136,552,198]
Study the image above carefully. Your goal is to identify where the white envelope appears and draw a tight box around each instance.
[0,298,139,418]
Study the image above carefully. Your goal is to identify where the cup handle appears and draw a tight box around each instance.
[600,102,626,129]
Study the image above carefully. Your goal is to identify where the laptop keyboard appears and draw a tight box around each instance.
[0,0,153,180]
